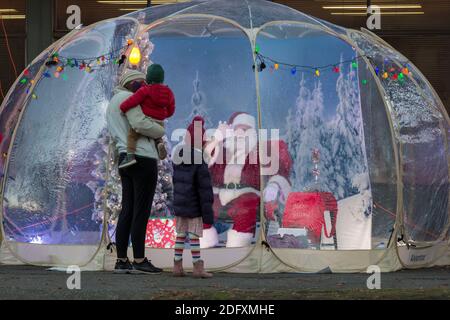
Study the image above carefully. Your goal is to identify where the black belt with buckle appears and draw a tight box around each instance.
[223,183,248,189]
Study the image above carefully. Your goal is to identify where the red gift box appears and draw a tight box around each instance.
[145,218,176,248]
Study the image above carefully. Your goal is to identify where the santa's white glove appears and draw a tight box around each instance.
[205,121,230,167]
[264,183,280,202]
[212,121,231,142]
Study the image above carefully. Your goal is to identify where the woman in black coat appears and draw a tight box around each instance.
[172,116,214,278]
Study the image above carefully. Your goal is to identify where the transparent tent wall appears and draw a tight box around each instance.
[358,61,398,248]
[0,30,77,185]
[359,29,449,118]
[177,0,332,30]
[105,15,259,259]
[357,32,450,242]
[349,31,449,244]
[0,49,53,249]
[124,1,205,25]
[1,18,138,265]
[0,49,53,181]
[256,23,377,255]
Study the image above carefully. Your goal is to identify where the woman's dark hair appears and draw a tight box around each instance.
[125,79,145,93]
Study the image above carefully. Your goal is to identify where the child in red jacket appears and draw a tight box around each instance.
[119,64,175,168]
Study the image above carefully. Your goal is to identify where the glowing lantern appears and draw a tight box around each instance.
[129,46,141,66]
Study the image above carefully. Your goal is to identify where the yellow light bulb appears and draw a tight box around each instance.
[129,46,141,65]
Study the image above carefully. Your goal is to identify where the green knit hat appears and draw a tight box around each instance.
[146,64,165,84]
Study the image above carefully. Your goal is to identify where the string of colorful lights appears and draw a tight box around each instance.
[18,39,140,99]
[253,44,412,83]
[17,41,414,102]
[254,51,365,76]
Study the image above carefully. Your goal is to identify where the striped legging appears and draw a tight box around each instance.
[174,232,201,263]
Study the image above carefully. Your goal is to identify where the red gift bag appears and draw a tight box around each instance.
[282,192,338,240]
[145,218,176,248]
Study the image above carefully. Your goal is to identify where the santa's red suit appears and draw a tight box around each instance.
[200,112,292,248]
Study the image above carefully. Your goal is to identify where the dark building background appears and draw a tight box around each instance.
[0,0,449,112]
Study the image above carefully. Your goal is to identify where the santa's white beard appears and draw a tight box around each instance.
[224,134,257,164]
[221,132,260,204]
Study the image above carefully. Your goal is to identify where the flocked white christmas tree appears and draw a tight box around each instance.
[286,74,332,192]
[327,58,368,199]
[186,71,212,128]
[286,60,369,200]
[151,157,174,218]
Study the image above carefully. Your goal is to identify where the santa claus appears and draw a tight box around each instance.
[200,112,292,248]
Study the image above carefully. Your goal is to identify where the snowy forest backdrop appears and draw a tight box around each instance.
[285,62,369,200]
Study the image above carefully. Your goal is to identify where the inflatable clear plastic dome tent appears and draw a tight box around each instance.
[0,0,448,273]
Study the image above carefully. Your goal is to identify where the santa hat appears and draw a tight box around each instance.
[228,112,256,129]
[185,116,206,148]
